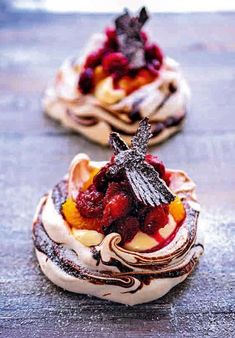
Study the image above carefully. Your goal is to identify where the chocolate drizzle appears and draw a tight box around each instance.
[108,118,175,206]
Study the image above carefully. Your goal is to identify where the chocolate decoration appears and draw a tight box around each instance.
[115,7,149,68]
[108,118,175,206]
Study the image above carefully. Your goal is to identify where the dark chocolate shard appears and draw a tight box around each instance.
[131,117,152,155]
[138,7,148,26]
[108,118,175,206]
[109,132,129,155]
[126,164,174,206]
[115,7,149,69]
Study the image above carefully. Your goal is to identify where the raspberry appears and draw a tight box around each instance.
[145,44,164,67]
[102,182,122,207]
[142,205,169,235]
[104,27,119,51]
[84,49,104,69]
[102,52,128,77]
[145,154,166,179]
[102,192,131,227]
[78,68,94,94]
[93,162,111,192]
[164,171,171,186]
[76,184,104,218]
[115,216,139,244]
[147,63,160,77]
[140,31,148,45]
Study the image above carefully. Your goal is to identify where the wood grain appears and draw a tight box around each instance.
[0,9,235,338]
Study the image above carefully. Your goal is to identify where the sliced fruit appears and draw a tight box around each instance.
[94,77,125,104]
[124,231,158,252]
[62,198,102,231]
[102,191,131,226]
[118,69,155,94]
[142,205,169,235]
[71,228,104,246]
[93,65,106,85]
[169,196,186,223]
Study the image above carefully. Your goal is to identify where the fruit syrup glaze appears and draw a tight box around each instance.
[78,7,164,96]
[62,118,186,253]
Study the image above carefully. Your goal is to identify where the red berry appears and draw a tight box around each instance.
[164,171,171,187]
[103,182,122,207]
[145,154,166,179]
[140,31,148,45]
[145,43,164,67]
[104,27,119,51]
[102,52,128,76]
[93,162,111,192]
[76,184,104,218]
[84,49,104,69]
[102,192,131,226]
[142,205,169,235]
[78,68,94,94]
[115,216,140,244]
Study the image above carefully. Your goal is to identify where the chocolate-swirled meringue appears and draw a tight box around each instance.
[43,8,190,146]
[33,154,203,305]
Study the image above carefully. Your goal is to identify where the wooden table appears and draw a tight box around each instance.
[0,10,234,338]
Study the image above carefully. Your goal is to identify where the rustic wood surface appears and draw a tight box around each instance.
[0,9,235,338]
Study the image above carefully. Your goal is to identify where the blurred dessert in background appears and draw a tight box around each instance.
[43,7,190,145]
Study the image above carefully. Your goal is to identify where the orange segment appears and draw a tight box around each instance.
[118,69,155,94]
[94,65,106,85]
[62,198,102,231]
[169,196,186,223]
[81,167,100,191]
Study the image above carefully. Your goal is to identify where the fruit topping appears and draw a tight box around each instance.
[93,65,106,85]
[102,52,128,77]
[108,118,175,206]
[94,77,125,105]
[84,49,104,69]
[169,196,186,223]
[114,216,139,244]
[66,119,186,250]
[93,161,112,192]
[142,205,169,235]
[118,68,154,94]
[145,43,163,68]
[78,68,94,94]
[76,184,104,218]
[104,27,119,51]
[102,190,131,227]
[79,7,163,95]
[62,198,101,231]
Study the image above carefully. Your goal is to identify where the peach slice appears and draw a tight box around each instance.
[169,196,186,223]
[62,198,101,231]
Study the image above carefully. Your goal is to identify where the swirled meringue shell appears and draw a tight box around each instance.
[33,155,203,305]
[42,34,190,146]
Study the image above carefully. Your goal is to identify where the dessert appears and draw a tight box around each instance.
[33,119,203,305]
[43,7,190,146]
